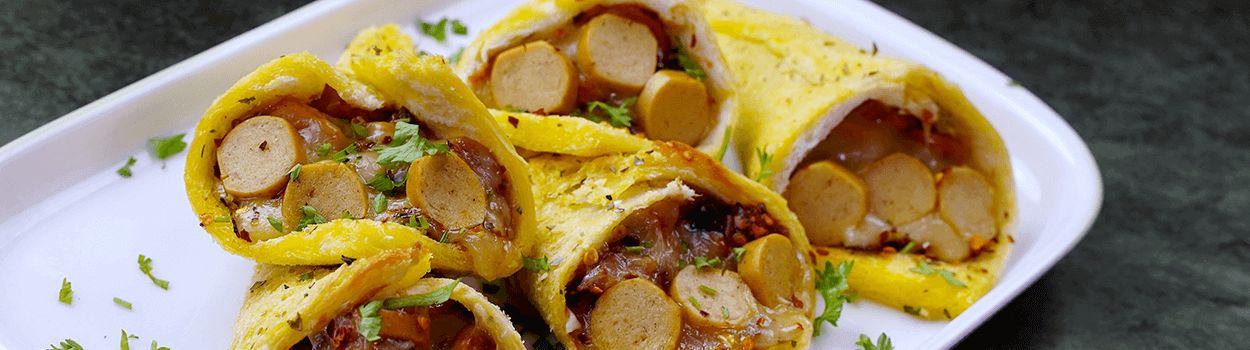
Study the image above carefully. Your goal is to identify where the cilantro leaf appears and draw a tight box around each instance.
[267,217,284,233]
[316,143,334,157]
[856,333,894,350]
[374,122,449,165]
[58,278,73,305]
[419,18,448,43]
[296,206,328,231]
[138,254,170,290]
[149,134,187,160]
[49,339,83,350]
[451,20,468,35]
[286,164,301,182]
[357,300,384,341]
[114,297,133,309]
[118,157,136,178]
[383,279,460,309]
[585,98,636,128]
[731,247,747,263]
[754,148,775,182]
[349,122,368,139]
[449,47,465,64]
[813,260,854,336]
[407,215,430,230]
[675,43,707,81]
[366,174,404,192]
[523,255,551,273]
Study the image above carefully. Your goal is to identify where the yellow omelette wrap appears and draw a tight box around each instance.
[231,246,525,350]
[455,0,738,157]
[335,23,416,73]
[520,141,816,350]
[702,0,1016,320]
[185,49,536,281]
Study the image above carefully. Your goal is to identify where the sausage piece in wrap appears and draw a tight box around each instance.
[702,0,1016,320]
[521,141,816,350]
[230,246,524,350]
[456,0,737,156]
[185,48,536,280]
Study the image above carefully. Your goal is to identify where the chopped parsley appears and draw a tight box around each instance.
[341,210,352,219]
[585,97,637,128]
[316,142,334,157]
[214,217,231,223]
[58,278,73,305]
[296,206,328,231]
[504,105,528,113]
[439,228,464,243]
[357,300,385,341]
[375,121,450,165]
[714,127,732,162]
[118,157,136,178]
[856,333,894,350]
[675,43,707,81]
[372,193,387,214]
[698,285,718,296]
[114,297,133,309]
[688,296,702,308]
[408,215,430,230]
[898,241,916,255]
[624,246,646,253]
[910,261,966,287]
[721,306,729,319]
[298,272,314,282]
[349,122,368,139]
[286,164,301,182]
[451,20,468,35]
[138,255,171,290]
[449,47,465,64]
[731,247,747,263]
[382,279,459,309]
[419,18,449,43]
[267,217,284,233]
[120,330,138,350]
[366,174,404,191]
[49,339,83,350]
[149,340,169,350]
[903,305,921,316]
[330,144,360,163]
[523,255,551,273]
[691,256,722,269]
[149,134,187,161]
[754,148,775,183]
[813,260,854,336]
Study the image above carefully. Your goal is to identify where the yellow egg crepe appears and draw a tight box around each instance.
[186,38,535,280]
[230,246,524,350]
[455,0,738,156]
[701,0,1016,320]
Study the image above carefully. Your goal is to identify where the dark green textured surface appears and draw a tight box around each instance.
[2,0,1247,349]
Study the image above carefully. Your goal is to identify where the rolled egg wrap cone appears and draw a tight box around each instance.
[520,140,816,350]
[185,50,536,280]
[702,0,1017,320]
[455,0,737,157]
[230,246,524,350]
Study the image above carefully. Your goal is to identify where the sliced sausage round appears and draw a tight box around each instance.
[670,265,756,328]
[784,160,868,246]
[576,13,658,94]
[636,70,711,145]
[862,152,936,226]
[217,116,306,198]
[898,213,970,262]
[406,153,487,230]
[936,166,996,241]
[280,161,370,230]
[588,278,681,350]
[490,40,579,114]
[738,234,804,309]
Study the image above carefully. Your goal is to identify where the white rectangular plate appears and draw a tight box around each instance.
[0,0,1101,349]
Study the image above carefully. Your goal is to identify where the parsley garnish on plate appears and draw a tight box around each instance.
[58,278,73,305]
[374,122,450,165]
[383,279,460,309]
[149,340,169,350]
[118,157,137,178]
[910,261,967,287]
[585,98,637,128]
[419,18,449,43]
[357,300,385,341]
[856,333,894,350]
[523,255,551,273]
[754,148,775,183]
[114,297,133,309]
[138,254,170,290]
[451,20,468,35]
[813,260,854,336]
[49,339,83,350]
[149,134,187,166]
[120,330,138,350]
[449,47,465,64]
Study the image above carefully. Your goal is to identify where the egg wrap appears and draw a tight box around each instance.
[334,23,416,72]
[185,50,536,280]
[519,140,816,350]
[454,0,738,156]
[702,0,1016,320]
[230,246,525,350]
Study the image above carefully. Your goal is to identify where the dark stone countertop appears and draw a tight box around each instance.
[2,0,1247,348]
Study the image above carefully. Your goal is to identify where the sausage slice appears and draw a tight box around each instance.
[862,153,936,226]
[897,213,970,262]
[670,265,756,328]
[576,13,658,94]
[936,166,996,240]
[636,70,711,145]
[406,153,487,230]
[218,116,306,198]
[784,161,868,246]
[588,278,681,350]
[490,40,578,114]
[280,161,370,229]
[738,234,804,308]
